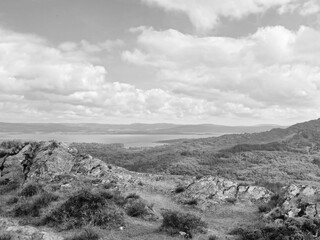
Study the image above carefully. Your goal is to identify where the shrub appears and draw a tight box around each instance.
[126,199,148,217]
[6,196,19,205]
[0,233,12,240]
[98,190,114,200]
[13,192,58,217]
[195,175,203,180]
[225,197,237,204]
[160,210,207,238]
[258,203,271,213]
[110,191,127,207]
[175,186,186,194]
[208,235,218,240]
[230,217,320,240]
[43,189,124,229]
[33,192,59,208]
[0,178,20,194]
[65,229,99,240]
[19,183,42,197]
[184,199,198,206]
[126,193,140,200]
[102,182,114,190]
[257,192,287,214]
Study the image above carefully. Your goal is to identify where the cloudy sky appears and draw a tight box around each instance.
[0,0,320,125]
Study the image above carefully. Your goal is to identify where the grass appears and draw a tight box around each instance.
[65,229,100,240]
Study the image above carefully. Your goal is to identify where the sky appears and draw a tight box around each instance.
[0,0,320,125]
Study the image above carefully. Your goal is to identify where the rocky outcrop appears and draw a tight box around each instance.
[173,176,271,210]
[0,140,177,196]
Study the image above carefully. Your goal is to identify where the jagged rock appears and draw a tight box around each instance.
[173,176,271,210]
[280,184,320,218]
[27,142,76,181]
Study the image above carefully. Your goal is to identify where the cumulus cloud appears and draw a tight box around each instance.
[122,25,320,122]
[141,0,296,31]
[0,27,222,123]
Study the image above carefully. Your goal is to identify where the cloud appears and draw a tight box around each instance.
[0,27,223,123]
[58,39,124,63]
[122,25,320,122]
[300,0,320,16]
[141,0,296,32]
[59,39,124,53]
[278,0,320,16]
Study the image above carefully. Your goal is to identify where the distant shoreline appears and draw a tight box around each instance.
[0,133,221,148]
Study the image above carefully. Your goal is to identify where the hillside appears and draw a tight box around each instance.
[72,118,320,185]
[0,140,272,240]
[1,138,320,239]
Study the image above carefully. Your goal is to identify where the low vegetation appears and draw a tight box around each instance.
[174,186,186,193]
[65,229,99,240]
[208,235,218,240]
[71,138,320,183]
[125,198,148,217]
[19,183,42,197]
[0,178,20,195]
[230,217,320,240]
[0,233,12,240]
[42,189,124,229]
[3,118,320,239]
[13,191,59,217]
[160,210,207,238]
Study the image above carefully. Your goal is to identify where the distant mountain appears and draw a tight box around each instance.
[150,124,284,134]
[0,122,284,135]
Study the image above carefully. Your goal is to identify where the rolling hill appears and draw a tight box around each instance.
[0,122,283,135]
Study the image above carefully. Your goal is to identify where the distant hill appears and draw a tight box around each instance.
[173,118,320,150]
[0,122,283,135]
[69,118,320,185]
